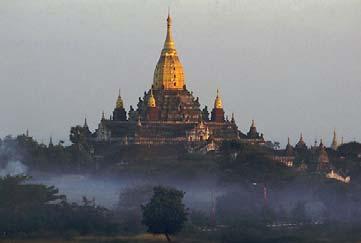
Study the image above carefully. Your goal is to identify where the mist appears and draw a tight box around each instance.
[0,160,28,177]
[25,170,330,223]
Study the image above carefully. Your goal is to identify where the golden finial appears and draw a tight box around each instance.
[214,89,223,109]
[115,89,124,109]
[300,133,304,142]
[164,9,175,50]
[148,89,156,108]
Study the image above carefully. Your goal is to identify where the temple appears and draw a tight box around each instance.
[82,14,265,151]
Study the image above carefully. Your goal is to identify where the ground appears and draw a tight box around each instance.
[0,233,216,243]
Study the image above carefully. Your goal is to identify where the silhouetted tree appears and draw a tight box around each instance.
[0,175,118,237]
[141,186,188,242]
[69,126,87,145]
[202,106,209,121]
[338,142,361,159]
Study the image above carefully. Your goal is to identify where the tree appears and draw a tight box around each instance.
[0,175,65,209]
[141,186,188,242]
[0,175,118,237]
[202,106,209,121]
[69,126,87,145]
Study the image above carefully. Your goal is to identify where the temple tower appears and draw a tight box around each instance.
[317,139,330,171]
[285,137,295,156]
[153,12,185,90]
[138,13,201,122]
[146,89,160,121]
[83,117,91,136]
[331,129,339,150]
[247,120,260,138]
[211,89,225,122]
[295,133,307,151]
[113,90,127,121]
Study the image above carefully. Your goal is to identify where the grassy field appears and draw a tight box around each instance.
[0,233,216,243]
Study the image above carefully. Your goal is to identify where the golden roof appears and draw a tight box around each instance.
[115,90,124,109]
[214,89,223,109]
[148,89,156,108]
[153,13,185,90]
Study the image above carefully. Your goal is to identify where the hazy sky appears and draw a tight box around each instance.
[0,0,360,146]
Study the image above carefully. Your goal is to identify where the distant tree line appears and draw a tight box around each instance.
[0,134,93,172]
[0,175,117,238]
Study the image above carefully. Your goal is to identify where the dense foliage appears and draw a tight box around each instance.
[218,141,297,184]
[141,186,188,242]
[0,134,93,172]
[0,175,118,238]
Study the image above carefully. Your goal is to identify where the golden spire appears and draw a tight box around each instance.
[300,133,304,142]
[115,89,124,109]
[164,9,175,50]
[287,137,290,145]
[214,89,223,109]
[148,89,156,108]
[153,13,185,90]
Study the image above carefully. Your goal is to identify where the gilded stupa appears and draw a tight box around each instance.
[147,89,156,108]
[115,90,124,109]
[214,89,223,109]
[80,14,265,151]
[153,13,185,90]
